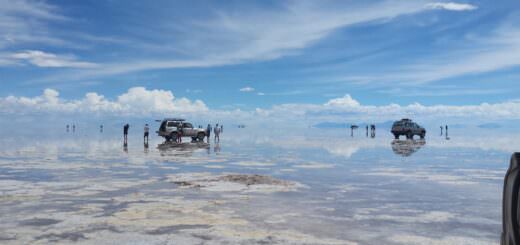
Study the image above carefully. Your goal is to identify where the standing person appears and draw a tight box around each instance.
[66,124,70,132]
[123,124,129,145]
[214,123,220,142]
[72,124,76,133]
[440,126,443,136]
[206,124,212,142]
[100,124,103,133]
[366,125,369,137]
[177,124,183,143]
[144,124,149,144]
[445,125,449,137]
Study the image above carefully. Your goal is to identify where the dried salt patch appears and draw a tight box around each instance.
[388,234,494,245]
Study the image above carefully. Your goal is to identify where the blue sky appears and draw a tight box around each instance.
[1,0,520,124]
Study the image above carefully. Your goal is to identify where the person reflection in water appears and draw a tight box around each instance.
[144,142,149,154]
[214,143,221,154]
[123,144,128,153]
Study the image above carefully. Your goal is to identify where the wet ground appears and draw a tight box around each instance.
[0,127,513,244]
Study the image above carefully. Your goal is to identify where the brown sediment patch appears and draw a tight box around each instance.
[168,172,304,193]
[145,224,211,235]
[20,218,61,226]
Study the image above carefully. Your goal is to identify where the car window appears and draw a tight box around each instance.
[167,121,178,127]
[183,123,193,128]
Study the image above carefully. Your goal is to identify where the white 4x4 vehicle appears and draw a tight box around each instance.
[157,118,206,142]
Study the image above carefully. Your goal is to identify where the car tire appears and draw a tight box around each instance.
[171,132,178,141]
[420,133,425,139]
[197,132,205,141]
[394,134,399,139]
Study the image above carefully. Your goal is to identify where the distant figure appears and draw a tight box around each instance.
[66,124,70,132]
[445,125,449,138]
[144,124,149,144]
[370,124,376,138]
[366,125,369,137]
[123,124,129,144]
[220,125,223,133]
[350,125,358,137]
[206,124,212,142]
[72,124,76,133]
[214,123,221,142]
[176,124,183,143]
[100,124,103,133]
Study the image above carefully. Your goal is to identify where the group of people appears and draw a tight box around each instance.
[206,124,223,142]
[122,122,222,145]
[122,123,149,145]
[366,124,376,138]
[440,125,449,137]
[66,124,76,132]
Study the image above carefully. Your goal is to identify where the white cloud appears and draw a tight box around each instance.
[2,90,520,124]
[324,94,360,108]
[426,2,478,11]
[239,87,255,92]
[0,87,207,116]
[31,0,437,82]
[257,92,265,96]
[0,0,67,48]
[9,50,97,68]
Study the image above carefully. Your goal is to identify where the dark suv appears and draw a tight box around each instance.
[391,119,426,139]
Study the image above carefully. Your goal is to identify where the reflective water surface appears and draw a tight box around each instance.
[0,128,513,244]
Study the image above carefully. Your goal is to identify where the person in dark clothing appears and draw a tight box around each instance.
[445,125,449,138]
[440,126,443,136]
[66,124,70,132]
[206,124,212,142]
[144,124,149,144]
[123,124,129,145]
[72,124,76,133]
[366,125,369,137]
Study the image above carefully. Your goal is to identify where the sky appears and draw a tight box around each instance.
[1,0,520,126]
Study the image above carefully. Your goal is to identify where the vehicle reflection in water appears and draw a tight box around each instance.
[157,141,210,157]
[391,139,426,157]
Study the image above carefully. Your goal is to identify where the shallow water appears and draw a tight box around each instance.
[0,127,512,244]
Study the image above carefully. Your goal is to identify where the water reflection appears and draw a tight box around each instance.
[391,139,426,157]
[157,141,210,157]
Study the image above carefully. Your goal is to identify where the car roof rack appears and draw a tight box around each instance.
[164,118,186,121]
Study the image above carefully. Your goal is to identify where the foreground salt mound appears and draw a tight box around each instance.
[168,173,304,193]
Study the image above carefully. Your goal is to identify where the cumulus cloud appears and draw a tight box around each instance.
[0,87,207,116]
[426,2,478,11]
[324,94,360,108]
[9,50,97,68]
[2,90,520,125]
[239,87,255,92]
